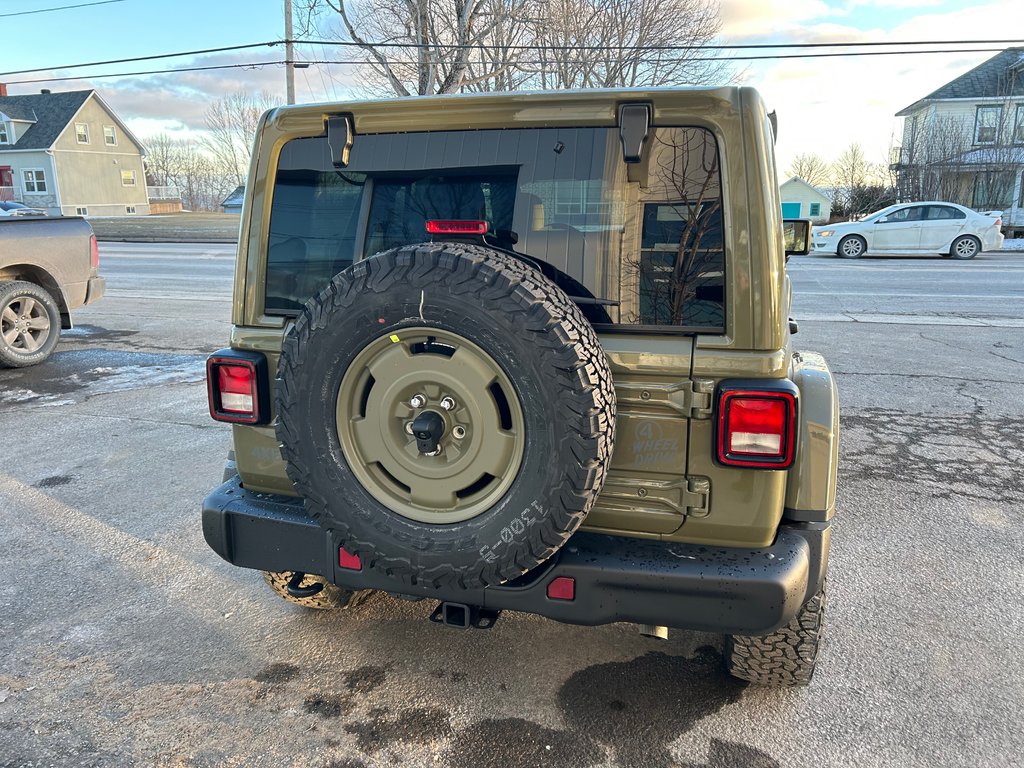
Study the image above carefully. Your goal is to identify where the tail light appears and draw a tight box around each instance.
[716,385,797,469]
[426,219,488,235]
[90,235,99,270]
[206,350,269,424]
[994,217,1002,229]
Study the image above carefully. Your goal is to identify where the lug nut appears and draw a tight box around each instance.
[452,425,466,439]
[440,396,456,411]
[404,421,415,435]
[409,394,426,409]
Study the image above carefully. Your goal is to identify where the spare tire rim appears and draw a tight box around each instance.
[336,327,526,524]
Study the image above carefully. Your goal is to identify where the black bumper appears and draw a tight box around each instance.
[203,478,829,636]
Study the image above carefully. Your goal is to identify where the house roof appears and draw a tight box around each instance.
[0,90,92,149]
[221,185,246,207]
[780,176,831,204]
[897,47,1024,116]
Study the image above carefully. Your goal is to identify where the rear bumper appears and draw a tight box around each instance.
[85,276,105,305]
[202,477,830,635]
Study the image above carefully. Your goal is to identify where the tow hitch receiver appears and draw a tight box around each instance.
[429,601,501,630]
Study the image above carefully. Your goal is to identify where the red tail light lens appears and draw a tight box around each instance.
[717,390,797,468]
[207,355,265,424]
[426,219,488,235]
[90,235,99,270]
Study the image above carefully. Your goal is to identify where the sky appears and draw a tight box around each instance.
[2,0,1023,174]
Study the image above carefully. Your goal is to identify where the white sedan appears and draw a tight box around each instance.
[812,202,1004,259]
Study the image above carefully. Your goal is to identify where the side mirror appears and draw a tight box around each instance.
[783,219,811,256]
[877,216,888,224]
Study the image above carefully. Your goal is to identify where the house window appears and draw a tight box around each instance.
[76,207,88,216]
[75,123,90,144]
[0,122,9,144]
[121,170,137,187]
[974,106,1001,144]
[809,202,821,216]
[1014,105,1024,144]
[125,205,136,214]
[973,172,1014,208]
[104,125,117,146]
[22,169,47,194]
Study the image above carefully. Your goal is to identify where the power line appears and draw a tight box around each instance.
[3,44,1018,86]
[0,0,126,18]
[7,62,285,86]
[3,37,1022,79]
[0,42,283,78]
[298,37,1024,53]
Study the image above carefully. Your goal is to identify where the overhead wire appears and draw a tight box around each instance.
[0,0,125,18]
[3,38,1022,86]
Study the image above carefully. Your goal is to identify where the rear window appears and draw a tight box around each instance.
[267,126,725,331]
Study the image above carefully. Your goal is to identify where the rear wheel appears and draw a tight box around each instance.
[262,571,370,611]
[0,281,61,368]
[837,235,866,259]
[950,235,980,259]
[725,583,826,686]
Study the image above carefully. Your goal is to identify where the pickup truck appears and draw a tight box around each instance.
[0,216,105,367]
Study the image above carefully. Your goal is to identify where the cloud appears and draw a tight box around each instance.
[4,49,362,141]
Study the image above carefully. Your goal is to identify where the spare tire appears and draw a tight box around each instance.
[276,243,616,589]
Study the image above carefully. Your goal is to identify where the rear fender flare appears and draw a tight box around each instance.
[784,351,839,521]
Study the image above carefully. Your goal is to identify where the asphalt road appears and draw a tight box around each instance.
[1,243,1022,768]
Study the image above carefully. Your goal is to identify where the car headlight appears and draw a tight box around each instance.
[816,230,835,238]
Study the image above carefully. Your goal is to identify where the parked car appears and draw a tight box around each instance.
[812,201,1003,259]
[0,201,47,217]
[0,216,105,366]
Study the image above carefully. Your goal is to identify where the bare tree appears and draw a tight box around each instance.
[787,153,831,188]
[304,0,537,96]
[143,133,234,211]
[202,90,280,186]
[303,0,730,95]
[534,0,729,90]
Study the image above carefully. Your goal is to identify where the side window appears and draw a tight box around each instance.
[626,127,724,329]
[974,106,1001,144]
[266,166,367,312]
[883,206,922,223]
[926,205,965,220]
[809,202,821,217]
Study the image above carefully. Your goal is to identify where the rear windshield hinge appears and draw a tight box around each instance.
[684,476,711,518]
[688,379,715,419]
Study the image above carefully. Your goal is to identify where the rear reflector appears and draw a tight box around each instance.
[546,576,575,601]
[339,548,362,570]
[426,219,488,235]
[717,390,796,469]
[89,235,99,270]
[207,355,264,424]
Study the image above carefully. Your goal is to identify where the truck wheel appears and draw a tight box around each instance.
[837,235,866,259]
[725,583,826,686]
[0,281,61,368]
[262,571,370,610]
[275,243,616,589]
[950,235,980,259]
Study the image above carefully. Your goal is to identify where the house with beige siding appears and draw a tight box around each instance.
[891,47,1024,235]
[780,176,832,224]
[0,86,150,216]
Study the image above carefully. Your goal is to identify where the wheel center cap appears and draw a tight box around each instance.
[411,410,446,455]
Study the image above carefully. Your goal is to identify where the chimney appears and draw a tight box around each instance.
[0,84,7,97]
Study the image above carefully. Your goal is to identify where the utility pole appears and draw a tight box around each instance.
[284,0,295,105]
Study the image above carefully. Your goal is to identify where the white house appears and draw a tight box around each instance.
[780,176,832,224]
[891,47,1024,235]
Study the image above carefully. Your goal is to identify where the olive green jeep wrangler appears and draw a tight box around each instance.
[202,87,839,686]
